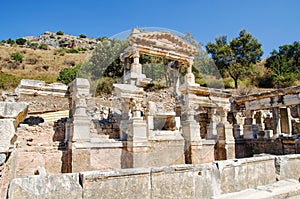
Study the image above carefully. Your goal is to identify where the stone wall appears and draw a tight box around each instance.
[7,154,300,199]
[235,138,300,158]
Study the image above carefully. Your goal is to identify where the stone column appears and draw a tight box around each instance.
[255,110,265,131]
[181,104,202,164]
[216,108,235,160]
[243,110,254,139]
[119,98,130,140]
[69,78,90,142]
[127,98,147,142]
[280,107,292,135]
[207,108,218,139]
[272,107,281,137]
[68,78,91,172]
[233,112,244,139]
[131,50,142,76]
[185,59,195,84]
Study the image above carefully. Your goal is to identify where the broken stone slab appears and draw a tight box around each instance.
[7,173,82,199]
[0,119,16,152]
[0,153,6,165]
[16,79,68,97]
[113,83,144,97]
[1,91,20,102]
[0,102,28,123]
[0,102,28,153]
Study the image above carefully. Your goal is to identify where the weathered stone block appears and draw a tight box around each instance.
[217,155,276,194]
[0,102,28,123]
[276,154,300,180]
[80,168,151,199]
[7,173,82,199]
[151,165,196,198]
[0,119,16,152]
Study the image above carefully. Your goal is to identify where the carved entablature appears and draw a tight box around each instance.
[120,28,198,65]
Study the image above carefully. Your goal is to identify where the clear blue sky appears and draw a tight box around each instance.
[1,0,300,57]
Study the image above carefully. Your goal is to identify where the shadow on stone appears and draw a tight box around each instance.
[22,116,44,126]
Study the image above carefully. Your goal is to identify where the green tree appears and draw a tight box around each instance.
[16,38,27,45]
[79,39,129,80]
[78,38,129,94]
[57,66,79,85]
[6,38,15,45]
[265,42,300,87]
[56,30,64,35]
[10,52,24,63]
[206,29,263,88]
[79,34,87,38]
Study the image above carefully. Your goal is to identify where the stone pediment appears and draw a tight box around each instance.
[128,29,198,58]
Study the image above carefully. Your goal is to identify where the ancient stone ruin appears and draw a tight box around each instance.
[2,29,300,198]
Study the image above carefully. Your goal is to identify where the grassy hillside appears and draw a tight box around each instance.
[0,45,90,90]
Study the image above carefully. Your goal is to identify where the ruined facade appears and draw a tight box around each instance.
[2,29,300,198]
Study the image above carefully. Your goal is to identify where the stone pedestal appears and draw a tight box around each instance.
[233,124,242,139]
[224,123,235,159]
[71,144,91,173]
[127,118,148,142]
[182,120,202,164]
[70,117,90,142]
[243,118,254,139]
[264,130,273,139]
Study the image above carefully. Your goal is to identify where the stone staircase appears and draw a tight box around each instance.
[30,110,69,123]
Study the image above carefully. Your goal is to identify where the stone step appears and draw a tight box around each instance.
[212,179,300,199]
[30,110,69,122]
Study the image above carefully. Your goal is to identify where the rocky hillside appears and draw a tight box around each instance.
[0,31,103,90]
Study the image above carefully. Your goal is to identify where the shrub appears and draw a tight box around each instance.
[67,49,79,53]
[57,66,79,85]
[26,57,38,64]
[0,72,20,90]
[38,43,48,50]
[16,38,27,45]
[27,42,39,49]
[96,77,117,96]
[10,52,24,63]
[6,38,15,45]
[56,30,64,35]
[79,34,87,38]
[144,82,166,91]
[77,47,87,51]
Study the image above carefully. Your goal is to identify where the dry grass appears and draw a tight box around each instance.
[0,45,90,80]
